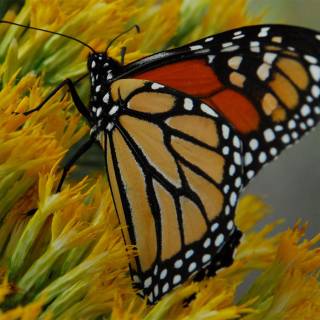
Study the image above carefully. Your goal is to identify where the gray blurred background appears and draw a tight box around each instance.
[246,0,320,237]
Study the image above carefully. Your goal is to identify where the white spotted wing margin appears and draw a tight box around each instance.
[103,79,244,304]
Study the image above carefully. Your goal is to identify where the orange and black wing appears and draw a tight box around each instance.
[128,24,320,185]
[103,79,242,303]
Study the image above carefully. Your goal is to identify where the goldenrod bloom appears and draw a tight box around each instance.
[0,1,319,319]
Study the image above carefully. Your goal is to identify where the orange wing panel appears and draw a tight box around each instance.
[134,59,223,96]
[133,59,260,134]
[205,90,260,133]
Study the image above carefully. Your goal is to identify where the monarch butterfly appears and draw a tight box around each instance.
[5,21,320,304]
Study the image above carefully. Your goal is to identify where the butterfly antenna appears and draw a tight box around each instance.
[106,24,140,54]
[0,20,96,53]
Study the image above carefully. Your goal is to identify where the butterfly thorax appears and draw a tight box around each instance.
[87,52,123,137]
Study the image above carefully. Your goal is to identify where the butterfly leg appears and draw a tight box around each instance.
[23,78,92,124]
[23,139,94,217]
[24,77,94,189]
[56,138,95,192]
[120,46,127,65]
[21,78,93,215]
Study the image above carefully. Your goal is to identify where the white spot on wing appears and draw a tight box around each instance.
[107,72,113,80]
[272,36,282,43]
[190,45,203,51]
[301,104,311,117]
[247,170,255,179]
[281,134,291,144]
[310,65,320,81]
[107,122,114,131]
[160,269,167,279]
[202,254,211,263]
[103,93,109,104]
[185,250,194,259]
[173,274,181,284]
[307,118,315,127]
[144,277,152,288]
[288,120,296,129]
[244,152,253,165]
[250,41,260,47]
[250,42,260,53]
[222,42,233,48]
[109,105,119,115]
[249,139,259,150]
[203,238,211,248]
[211,222,219,232]
[233,34,245,40]
[174,259,183,268]
[270,147,278,156]
[222,146,229,155]
[257,63,271,81]
[229,192,237,207]
[227,220,234,230]
[200,103,218,117]
[233,152,242,165]
[304,55,318,64]
[233,136,241,148]
[263,52,277,64]
[183,98,193,110]
[96,107,102,117]
[306,118,315,127]
[258,27,270,37]
[258,151,267,163]
[312,85,320,98]
[188,262,197,273]
[307,96,313,103]
[229,165,236,176]
[193,48,210,54]
[264,128,275,142]
[234,177,242,188]
[208,55,215,63]
[221,45,240,52]
[228,56,243,70]
[151,83,164,90]
[222,124,230,139]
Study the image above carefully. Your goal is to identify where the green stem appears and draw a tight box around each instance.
[9,208,49,279]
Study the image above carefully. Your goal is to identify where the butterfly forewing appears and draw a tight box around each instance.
[104,79,243,303]
[129,24,320,185]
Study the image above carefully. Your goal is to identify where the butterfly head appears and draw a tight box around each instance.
[87,52,123,137]
[87,52,122,84]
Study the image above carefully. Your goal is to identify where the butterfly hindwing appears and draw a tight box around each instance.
[104,79,243,303]
[129,24,320,185]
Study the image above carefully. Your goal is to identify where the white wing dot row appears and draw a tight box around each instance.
[142,221,236,303]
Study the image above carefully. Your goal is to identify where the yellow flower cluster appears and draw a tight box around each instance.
[0,0,319,319]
